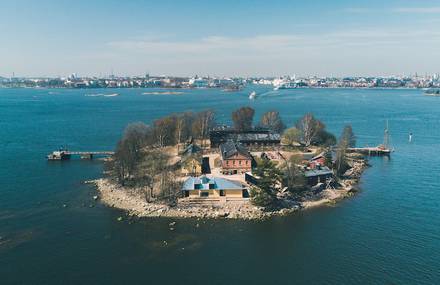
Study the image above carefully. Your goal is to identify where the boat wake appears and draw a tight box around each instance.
[141,91,184,95]
[85,93,119,97]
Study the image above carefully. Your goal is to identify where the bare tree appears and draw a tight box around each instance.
[232,106,255,131]
[175,114,186,152]
[154,116,177,147]
[157,171,183,204]
[134,150,170,201]
[123,122,151,151]
[192,110,215,147]
[341,125,356,148]
[295,113,324,146]
[335,125,354,177]
[259,111,286,133]
[282,154,306,193]
[113,140,130,184]
[174,112,196,150]
[112,122,151,184]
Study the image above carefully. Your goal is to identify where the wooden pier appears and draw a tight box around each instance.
[347,146,392,156]
[347,120,394,156]
[47,150,114,160]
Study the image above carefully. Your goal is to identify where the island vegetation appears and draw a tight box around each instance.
[95,106,369,219]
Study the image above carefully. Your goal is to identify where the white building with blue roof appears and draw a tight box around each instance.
[181,175,247,199]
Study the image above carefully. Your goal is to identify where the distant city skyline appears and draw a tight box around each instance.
[1,0,440,77]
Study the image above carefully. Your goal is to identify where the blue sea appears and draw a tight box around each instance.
[1,87,439,284]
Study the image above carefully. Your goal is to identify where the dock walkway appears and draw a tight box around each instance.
[47,150,114,160]
[347,147,392,156]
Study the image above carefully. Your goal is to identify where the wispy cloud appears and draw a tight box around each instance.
[394,7,440,13]
[107,35,306,56]
[344,8,372,13]
[107,29,440,57]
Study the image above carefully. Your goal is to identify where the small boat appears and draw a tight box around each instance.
[249,91,256,99]
[222,85,242,92]
[273,82,297,90]
[47,149,71,160]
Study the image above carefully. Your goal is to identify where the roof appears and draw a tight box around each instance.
[305,166,333,178]
[236,133,281,142]
[220,141,252,160]
[311,152,325,161]
[210,128,281,144]
[181,143,201,157]
[182,175,244,191]
[181,156,202,168]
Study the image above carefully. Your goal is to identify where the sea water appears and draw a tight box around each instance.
[1,87,439,284]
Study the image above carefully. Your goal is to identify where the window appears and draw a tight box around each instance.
[219,190,225,196]
[239,160,242,165]
[200,191,209,197]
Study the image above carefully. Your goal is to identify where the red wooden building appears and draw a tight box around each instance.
[220,141,253,174]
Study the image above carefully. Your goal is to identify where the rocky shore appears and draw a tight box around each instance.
[301,157,368,209]
[90,158,368,220]
[91,178,299,220]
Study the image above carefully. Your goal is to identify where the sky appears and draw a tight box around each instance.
[1,0,440,77]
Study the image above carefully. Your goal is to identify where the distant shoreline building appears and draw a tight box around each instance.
[1,74,439,89]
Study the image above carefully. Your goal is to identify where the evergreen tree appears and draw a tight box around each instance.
[324,150,333,168]
[282,127,302,146]
[250,159,283,208]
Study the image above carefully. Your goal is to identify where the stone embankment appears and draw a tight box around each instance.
[90,157,368,220]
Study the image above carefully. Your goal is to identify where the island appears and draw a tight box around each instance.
[92,107,374,220]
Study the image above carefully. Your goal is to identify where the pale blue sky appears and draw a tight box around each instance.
[1,0,440,77]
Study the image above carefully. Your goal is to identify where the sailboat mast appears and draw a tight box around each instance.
[383,120,389,149]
